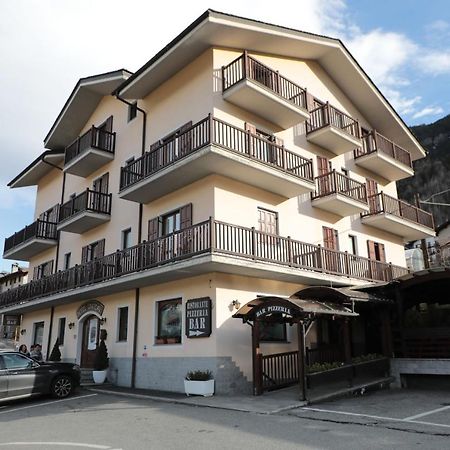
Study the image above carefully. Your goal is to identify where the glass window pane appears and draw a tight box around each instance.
[260,322,286,342]
[157,299,182,342]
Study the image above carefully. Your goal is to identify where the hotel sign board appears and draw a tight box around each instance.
[185,297,212,338]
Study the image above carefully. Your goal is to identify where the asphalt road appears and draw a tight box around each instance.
[0,389,449,449]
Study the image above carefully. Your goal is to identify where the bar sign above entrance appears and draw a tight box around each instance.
[185,297,212,338]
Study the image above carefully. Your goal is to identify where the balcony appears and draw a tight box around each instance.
[222,52,310,128]
[311,170,368,216]
[306,103,362,155]
[64,126,115,177]
[57,189,112,234]
[0,219,409,312]
[119,116,315,203]
[354,131,414,181]
[361,192,435,240]
[3,219,58,261]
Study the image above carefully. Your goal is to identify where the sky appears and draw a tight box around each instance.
[1,0,450,271]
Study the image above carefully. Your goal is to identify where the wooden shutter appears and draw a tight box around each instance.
[317,156,330,176]
[245,122,256,134]
[367,240,376,260]
[323,227,338,250]
[179,121,193,155]
[104,116,113,133]
[378,243,386,262]
[81,245,88,264]
[180,203,193,230]
[93,239,105,259]
[148,217,159,241]
[33,266,39,280]
[366,179,378,197]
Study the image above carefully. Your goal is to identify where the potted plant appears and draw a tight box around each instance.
[48,338,61,362]
[184,370,214,397]
[93,336,109,384]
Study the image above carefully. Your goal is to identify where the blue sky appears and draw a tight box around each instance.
[1,0,449,272]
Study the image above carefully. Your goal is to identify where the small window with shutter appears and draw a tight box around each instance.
[367,240,386,262]
[81,239,105,263]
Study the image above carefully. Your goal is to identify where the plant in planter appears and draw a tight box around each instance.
[93,336,109,384]
[48,338,61,362]
[184,370,214,397]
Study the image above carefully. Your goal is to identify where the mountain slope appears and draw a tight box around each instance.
[397,114,450,227]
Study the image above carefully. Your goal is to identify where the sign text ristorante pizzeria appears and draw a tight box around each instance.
[185,297,212,338]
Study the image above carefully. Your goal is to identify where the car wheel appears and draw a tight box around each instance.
[51,375,74,399]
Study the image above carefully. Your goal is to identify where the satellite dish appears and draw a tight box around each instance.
[405,248,425,272]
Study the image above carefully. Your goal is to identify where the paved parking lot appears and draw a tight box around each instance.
[0,388,449,449]
[288,387,450,435]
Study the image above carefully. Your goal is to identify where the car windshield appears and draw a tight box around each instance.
[1,353,34,370]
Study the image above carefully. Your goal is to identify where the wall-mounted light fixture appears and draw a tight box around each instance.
[231,300,241,310]
[99,317,107,326]
[20,329,26,336]
[68,322,75,330]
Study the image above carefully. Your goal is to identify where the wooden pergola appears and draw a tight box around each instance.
[233,293,358,400]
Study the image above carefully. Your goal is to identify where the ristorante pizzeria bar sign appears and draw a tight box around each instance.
[185,297,212,338]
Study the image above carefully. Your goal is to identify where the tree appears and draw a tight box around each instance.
[48,338,61,362]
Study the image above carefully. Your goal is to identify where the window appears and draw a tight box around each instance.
[367,240,386,262]
[122,228,132,250]
[128,102,138,122]
[148,204,192,241]
[260,322,287,342]
[81,239,105,263]
[323,227,339,250]
[58,317,66,346]
[156,299,182,344]
[1,353,32,370]
[258,208,278,235]
[33,260,53,280]
[117,307,128,342]
[349,235,358,255]
[33,322,44,346]
[162,210,181,236]
[64,253,71,270]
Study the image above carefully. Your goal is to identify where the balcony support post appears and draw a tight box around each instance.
[287,236,293,266]
[251,227,257,260]
[209,217,215,253]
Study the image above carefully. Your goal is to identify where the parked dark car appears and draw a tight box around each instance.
[0,350,81,402]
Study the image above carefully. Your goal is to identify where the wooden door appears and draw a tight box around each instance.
[80,315,100,368]
[323,226,340,272]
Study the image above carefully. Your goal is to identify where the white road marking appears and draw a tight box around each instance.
[404,405,450,421]
[301,406,450,429]
[0,443,121,449]
[0,393,97,415]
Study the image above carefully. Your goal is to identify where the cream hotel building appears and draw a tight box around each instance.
[1,11,435,395]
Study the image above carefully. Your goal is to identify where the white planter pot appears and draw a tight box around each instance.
[184,379,214,397]
[92,369,107,384]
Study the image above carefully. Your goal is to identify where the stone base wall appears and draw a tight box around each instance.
[390,358,450,388]
[109,356,251,394]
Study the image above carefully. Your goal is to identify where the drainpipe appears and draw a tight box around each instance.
[114,94,147,388]
[46,306,55,361]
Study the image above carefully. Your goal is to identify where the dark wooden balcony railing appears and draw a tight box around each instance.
[311,170,367,204]
[362,192,434,229]
[4,219,58,254]
[222,52,308,110]
[306,102,361,139]
[354,130,412,168]
[64,126,115,166]
[0,219,409,310]
[59,189,112,223]
[120,116,314,191]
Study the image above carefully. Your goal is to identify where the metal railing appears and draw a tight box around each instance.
[0,219,409,310]
[362,192,434,229]
[354,130,412,168]
[120,116,314,191]
[4,219,58,254]
[306,102,361,139]
[222,52,308,110]
[65,126,115,166]
[59,189,112,223]
[311,170,367,204]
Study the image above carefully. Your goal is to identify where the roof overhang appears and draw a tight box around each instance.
[8,150,64,188]
[233,295,357,323]
[118,10,425,160]
[44,69,132,150]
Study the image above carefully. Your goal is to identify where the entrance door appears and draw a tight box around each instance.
[81,315,100,368]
